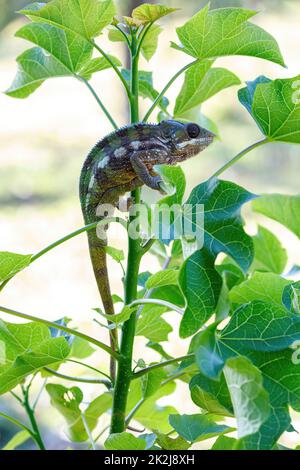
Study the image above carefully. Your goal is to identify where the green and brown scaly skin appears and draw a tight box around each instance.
[79,120,214,377]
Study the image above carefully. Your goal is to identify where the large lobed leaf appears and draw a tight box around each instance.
[223,356,270,439]
[132,3,178,24]
[0,320,70,394]
[174,60,240,117]
[7,0,120,98]
[179,177,255,337]
[173,5,285,66]
[252,193,300,239]
[239,75,300,143]
[20,0,116,41]
[0,251,32,282]
[47,383,112,441]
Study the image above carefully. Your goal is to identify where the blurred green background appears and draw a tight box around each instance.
[1,0,300,450]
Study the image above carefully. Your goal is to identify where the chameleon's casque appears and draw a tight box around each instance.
[79,120,215,376]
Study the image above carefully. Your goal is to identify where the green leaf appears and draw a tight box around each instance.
[126,380,177,433]
[6,47,73,98]
[169,414,230,443]
[97,304,136,325]
[155,432,190,450]
[0,320,70,394]
[174,61,240,117]
[282,281,300,314]
[70,337,95,359]
[190,373,233,416]
[109,24,162,61]
[79,55,121,80]
[46,384,112,442]
[192,326,224,379]
[140,24,162,61]
[179,251,222,338]
[141,369,166,399]
[105,246,125,263]
[132,4,179,24]
[179,178,255,337]
[251,226,287,274]
[173,5,285,66]
[20,0,116,41]
[252,194,300,239]
[145,269,179,290]
[15,21,92,73]
[212,435,237,450]
[239,75,300,142]
[224,356,270,438]
[236,405,290,450]
[105,432,146,450]
[185,178,255,272]
[229,272,291,307]
[220,300,300,352]
[0,251,32,282]
[136,305,172,343]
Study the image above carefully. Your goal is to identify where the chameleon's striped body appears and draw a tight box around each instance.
[79,120,214,377]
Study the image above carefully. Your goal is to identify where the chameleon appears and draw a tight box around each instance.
[79,120,215,377]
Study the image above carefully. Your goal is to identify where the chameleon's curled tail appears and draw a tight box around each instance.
[86,228,118,381]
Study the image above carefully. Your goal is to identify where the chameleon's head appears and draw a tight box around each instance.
[158,120,215,164]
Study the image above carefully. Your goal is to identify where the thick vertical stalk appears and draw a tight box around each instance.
[22,387,45,450]
[110,32,141,433]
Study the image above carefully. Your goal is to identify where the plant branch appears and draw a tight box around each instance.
[21,385,45,450]
[43,367,112,388]
[212,138,269,178]
[67,359,111,381]
[0,411,37,445]
[129,298,184,315]
[133,353,195,379]
[0,217,126,292]
[81,412,96,450]
[79,77,118,129]
[110,30,142,434]
[92,41,131,98]
[125,397,144,426]
[135,22,153,57]
[0,305,119,359]
[142,59,199,122]
[115,24,131,48]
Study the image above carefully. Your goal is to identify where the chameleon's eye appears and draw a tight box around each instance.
[186,123,201,139]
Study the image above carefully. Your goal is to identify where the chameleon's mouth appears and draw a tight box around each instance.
[172,135,215,162]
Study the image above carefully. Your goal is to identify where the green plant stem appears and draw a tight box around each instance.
[0,305,118,359]
[133,353,195,379]
[212,138,269,178]
[92,41,131,99]
[67,359,111,381]
[125,397,144,426]
[136,22,153,57]
[79,77,118,130]
[129,298,184,315]
[43,367,112,388]
[0,411,38,445]
[115,24,131,48]
[33,379,47,411]
[22,386,45,450]
[81,412,97,450]
[110,30,143,434]
[142,59,199,122]
[0,217,126,292]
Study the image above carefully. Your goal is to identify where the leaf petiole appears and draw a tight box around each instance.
[212,138,269,178]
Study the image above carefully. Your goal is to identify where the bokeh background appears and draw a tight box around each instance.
[1,0,300,450]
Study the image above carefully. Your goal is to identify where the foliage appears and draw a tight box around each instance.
[2,0,300,452]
